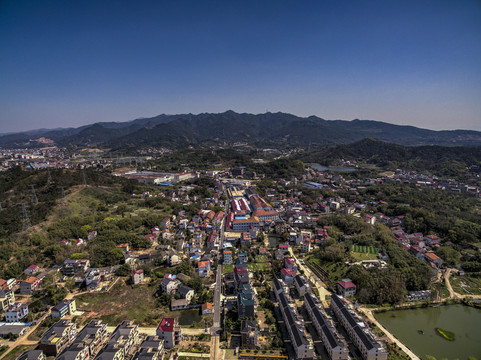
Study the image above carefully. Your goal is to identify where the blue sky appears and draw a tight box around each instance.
[1,0,480,133]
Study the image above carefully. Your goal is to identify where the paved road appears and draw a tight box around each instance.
[210,200,228,360]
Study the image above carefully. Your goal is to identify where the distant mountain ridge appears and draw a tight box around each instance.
[1,111,481,148]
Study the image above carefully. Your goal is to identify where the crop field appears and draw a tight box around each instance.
[351,245,378,254]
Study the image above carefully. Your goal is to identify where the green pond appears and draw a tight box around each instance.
[177,308,202,326]
[375,304,481,359]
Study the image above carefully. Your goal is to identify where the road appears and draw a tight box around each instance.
[0,308,51,360]
[287,248,331,307]
[210,200,228,360]
[444,268,481,300]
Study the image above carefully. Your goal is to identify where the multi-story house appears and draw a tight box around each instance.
[96,321,139,360]
[133,336,165,360]
[0,287,15,311]
[20,276,40,295]
[240,320,258,346]
[131,269,144,284]
[38,320,78,356]
[156,318,182,349]
[51,299,76,318]
[17,350,46,360]
[5,302,29,323]
[331,295,388,360]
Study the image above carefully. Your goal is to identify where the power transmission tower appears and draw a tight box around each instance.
[21,203,31,230]
[30,185,38,205]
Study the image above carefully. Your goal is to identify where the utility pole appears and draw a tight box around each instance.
[82,171,87,186]
[47,168,52,184]
[0,201,2,212]
[30,185,38,205]
[60,186,65,198]
[21,203,31,230]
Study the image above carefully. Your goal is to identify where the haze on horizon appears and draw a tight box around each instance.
[1,0,480,134]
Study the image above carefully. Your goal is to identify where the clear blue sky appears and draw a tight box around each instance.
[1,0,480,133]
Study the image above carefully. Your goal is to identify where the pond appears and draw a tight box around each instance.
[268,236,279,247]
[311,163,357,172]
[375,304,481,359]
[177,308,203,326]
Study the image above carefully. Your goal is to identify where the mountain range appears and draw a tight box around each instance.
[2,111,481,149]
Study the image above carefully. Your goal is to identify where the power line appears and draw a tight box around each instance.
[20,203,31,230]
[30,185,38,205]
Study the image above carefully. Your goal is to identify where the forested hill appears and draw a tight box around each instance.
[2,111,481,149]
[295,138,481,177]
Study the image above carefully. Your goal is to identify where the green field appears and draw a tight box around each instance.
[350,251,378,261]
[222,264,234,274]
[351,245,378,254]
[249,263,269,272]
[450,276,481,295]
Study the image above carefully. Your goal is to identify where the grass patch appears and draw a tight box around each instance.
[249,263,269,272]
[0,346,9,357]
[450,276,481,295]
[222,264,234,274]
[75,280,163,326]
[1,345,35,360]
[350,251,378,261]
[435,327,455,341]
[352,245,378,254]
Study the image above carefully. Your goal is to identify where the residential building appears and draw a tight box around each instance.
[160,277,180,294]
[201,303,213,315]
[170,299,189,311]
[177,285,194,303]
[71,320,108,358]
[156,318,182,349]
[237,250,248,264]
[237,283,256,318]
[51,299,76,318]
[240,320,258,346]
[304,293,348,360]
[273,280,315,359]
[133,336,165,360]
[17,350,45,360]
[24,265,39,275]
[232,217,260,232]
[197,261,211,277]
[62,259,90,276]
[131,269,144,284]
[331,295,388,360]
[280,268,295,286]
[300,239,311,253]
[5,303,29,323]
[223,250,232,265]
[20,276,40,295]
[38,320,78,356]
[294,275,309,297]
[0,287,15,311]
[337,279,356,297]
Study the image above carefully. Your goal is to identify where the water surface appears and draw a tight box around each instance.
[375,304,481,359]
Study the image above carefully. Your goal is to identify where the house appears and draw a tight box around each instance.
[237,250,248,264]
[238,284,256,318]
[134,336,165,360]
[258,248,267,256]
[24,264,39,275]
[300,239,311,253]
[278,244,289,254]
[156,318,182,349]
[161,277,180,294]
[160,218,171,229]
[223,250,233,265]
[170,299,189,311]
[62,259,90,276]
[294,275,309,297]
[17,350,46,360]
[337,279,356,297]
[5,302,29,323]
[51,299,76,318]
[177,285,195,303]
[280,268,295,286]
[38,320,77,356]
[201,303,213,315]
[197,261,211,278]
[240,320,258,346]
[117,243,130,253]
[425,252,443,266]
[131,269,144,284]
[20,276,40,295]
[0,287,15,311]
[284,257,297,273]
